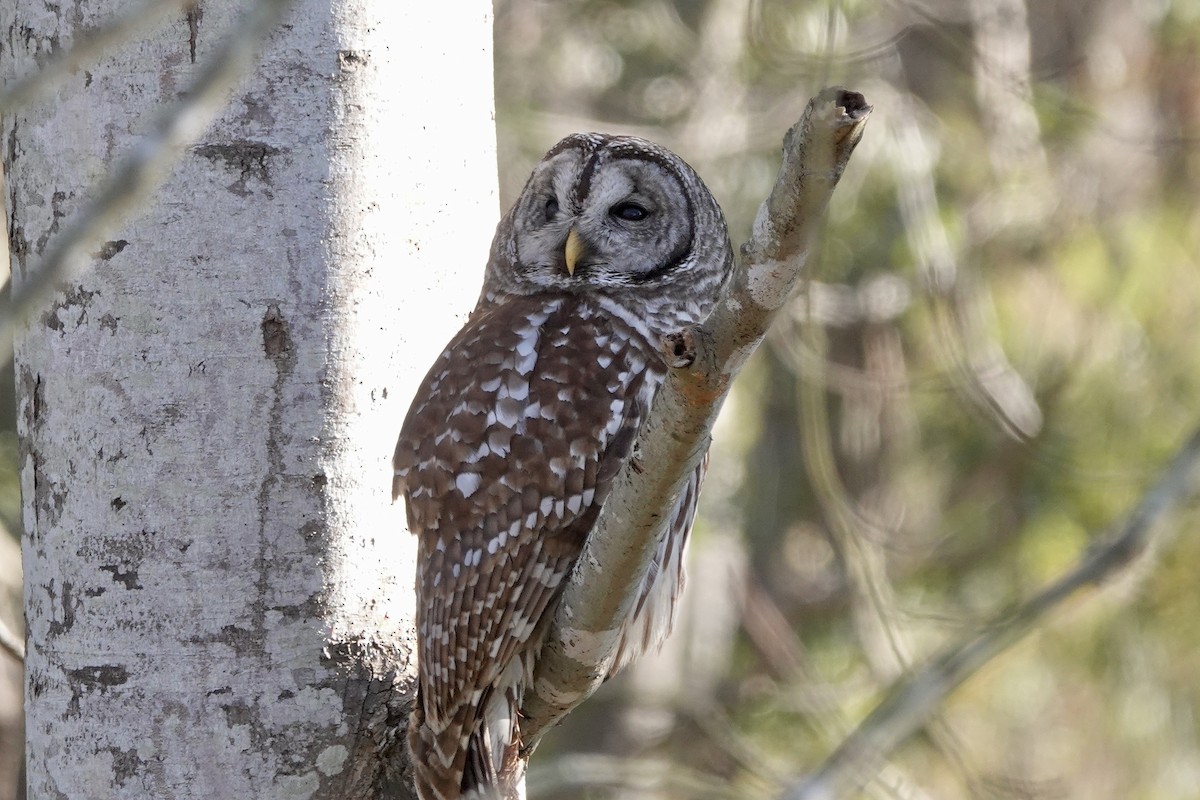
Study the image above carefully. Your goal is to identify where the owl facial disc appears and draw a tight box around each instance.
[482,132,733,332]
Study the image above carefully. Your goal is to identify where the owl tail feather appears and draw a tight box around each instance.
[409,686,527,800]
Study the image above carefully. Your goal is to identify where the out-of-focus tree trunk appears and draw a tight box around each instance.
[0,531,20,800]
[4,1,495,797]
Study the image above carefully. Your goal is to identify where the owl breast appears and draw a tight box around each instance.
[394,293,660,547]
[394,292,666,718]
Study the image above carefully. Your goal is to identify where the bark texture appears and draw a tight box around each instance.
[6,2,495,798]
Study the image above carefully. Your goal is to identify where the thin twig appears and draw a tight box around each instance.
[795,313,979,799]
[0,0,195,113]
[1,0,297,356]
[520,87,872,748]
[684,703,790,790]
[528,754,747,800]
[0,617,23,662]
[888,91,1043,440]
[782,426,1200,800]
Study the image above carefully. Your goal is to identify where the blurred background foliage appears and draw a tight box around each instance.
[493,0,1200,798]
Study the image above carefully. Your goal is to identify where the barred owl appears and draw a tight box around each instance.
[393,133,733,800]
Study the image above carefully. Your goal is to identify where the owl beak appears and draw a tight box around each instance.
[564,227,584,277]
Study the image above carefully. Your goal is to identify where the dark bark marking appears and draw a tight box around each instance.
[107,746,146,787]
[7,121,30,276]
[299,519,323,554]
[33,189,72,255]
[98,313,119,334]
[248,301,304,666]
[42,284,97,333]
[323,637,418,796]
[337,49,368,70]
[7,214,28,276]
[241,92,275,127]
[76,528,156,595]
[6,118,20,167]
[261,303,290,359]
[19,368,50,534]
[217,625,257,650]
[46,580,77,638]
[185,3,203,64]
[66,665,130,717]
[193,140,281,196]
[99,564,142,591]
[30,370,43,426]
[95,239,128,260]
[66,664,128,688]
[21,366,64,534]
[217,697,271,753]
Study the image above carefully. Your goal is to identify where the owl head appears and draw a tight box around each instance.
[483,134,733,325]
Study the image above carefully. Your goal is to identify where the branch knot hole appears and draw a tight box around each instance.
[661,330,697,369]
[818,87,870,118]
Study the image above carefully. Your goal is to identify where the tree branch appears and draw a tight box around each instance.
[529,754,748,800]
[782,425,1200,800]
[1,0,296,356]
[520,87,872,747]
[0,0,196,114]
[0,617,23,663]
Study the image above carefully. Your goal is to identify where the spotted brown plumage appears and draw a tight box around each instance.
[395,133,733,800]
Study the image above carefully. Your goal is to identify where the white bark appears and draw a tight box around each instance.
[6,1,494,798]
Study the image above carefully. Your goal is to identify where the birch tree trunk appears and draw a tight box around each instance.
[4,1,495,797]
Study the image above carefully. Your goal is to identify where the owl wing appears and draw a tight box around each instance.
[608,452,706,677]
[393,293,658,764]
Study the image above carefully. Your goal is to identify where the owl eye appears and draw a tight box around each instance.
[610,202,649,222]
[543,196,560,221]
